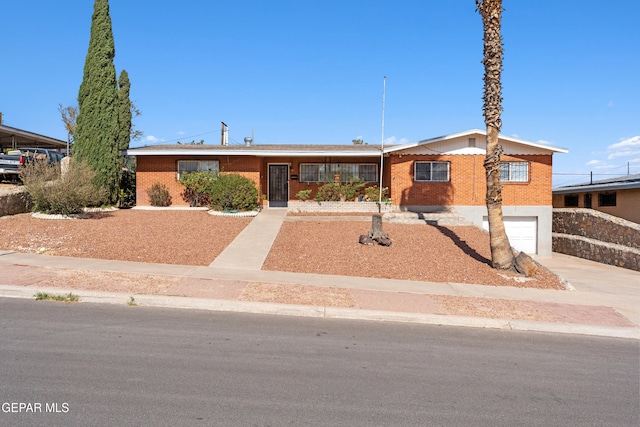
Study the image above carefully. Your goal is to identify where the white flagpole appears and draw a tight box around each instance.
[378,76,386,209]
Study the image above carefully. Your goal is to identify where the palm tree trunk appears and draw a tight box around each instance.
[476,0,515,270]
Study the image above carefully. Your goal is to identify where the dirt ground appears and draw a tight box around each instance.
[0,209,564,290]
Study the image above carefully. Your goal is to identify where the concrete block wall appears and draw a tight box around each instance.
[288,201,396,213]
[552,208,640,271]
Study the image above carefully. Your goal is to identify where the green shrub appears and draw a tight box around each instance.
[295,189,312,201]
[179,171,217,207]
[315,178,366,202]
[315,182,342,201]
[147,183,172,207]
[208,173,258,211]
[364,185,389,202]
[20,159,107,215]
[340,177,366,201]
[118,158,136,208]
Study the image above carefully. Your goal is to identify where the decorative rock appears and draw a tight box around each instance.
[514,251,538,277]
[375,236,392,247]
[359,234,375,246]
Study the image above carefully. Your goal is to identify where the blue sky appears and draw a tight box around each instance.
[2,1,638,187]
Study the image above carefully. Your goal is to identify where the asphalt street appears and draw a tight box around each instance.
[1,298,638,426]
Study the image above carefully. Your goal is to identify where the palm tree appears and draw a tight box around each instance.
[476,0,515,270]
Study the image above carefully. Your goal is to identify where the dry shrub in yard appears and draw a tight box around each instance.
[147,182,172,207]
[20,159,106,215]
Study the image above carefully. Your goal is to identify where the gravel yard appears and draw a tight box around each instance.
[0,209,564,290]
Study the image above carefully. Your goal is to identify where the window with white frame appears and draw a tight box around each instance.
[299,163,378,183]
[177,160,219,179]
[500,161,529,182]
[414,161,450,182]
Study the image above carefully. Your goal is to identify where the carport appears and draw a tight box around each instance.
[0,120,67,152]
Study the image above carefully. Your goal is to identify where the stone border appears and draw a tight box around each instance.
[132,206,210,211]
[208,210,259,218]
[32,212,91,220]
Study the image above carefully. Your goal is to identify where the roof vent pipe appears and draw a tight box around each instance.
[244,137,253,146]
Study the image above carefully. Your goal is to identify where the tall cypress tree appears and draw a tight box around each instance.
[75,0,120,204]
[117,70,132,153]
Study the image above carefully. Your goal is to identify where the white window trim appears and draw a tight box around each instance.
[414,161,450,182]
[176,160,220,180]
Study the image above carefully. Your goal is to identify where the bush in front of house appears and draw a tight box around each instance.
[364,185,390,202]
[179,171,217,207]
[315,178,366,202]
[208,173,258,211]
[295,189,312,201]
[147,183,172,207]
[20,159,107,215]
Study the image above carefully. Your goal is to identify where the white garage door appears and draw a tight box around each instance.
[482,216,537,254]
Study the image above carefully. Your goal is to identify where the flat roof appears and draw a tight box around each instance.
[0,124,67,150]
[127,144,386,157]
[552,174,640,194]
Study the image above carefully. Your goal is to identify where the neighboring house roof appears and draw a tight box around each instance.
[127,144,386,157]
[553,174,640,194]
[385,129,568,155]
[126,129,568,158]
[0,124,67,150]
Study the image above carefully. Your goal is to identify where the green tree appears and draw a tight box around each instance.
[74,0,120,204]
[117,70,132,152]
[476,0,515,270]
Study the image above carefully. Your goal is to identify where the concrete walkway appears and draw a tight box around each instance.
[209,208,287,270]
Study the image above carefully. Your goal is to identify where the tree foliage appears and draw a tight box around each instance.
[117,70,132,152]
[57,104,77,143]
[74,0,140,205]
[74,0,119,204]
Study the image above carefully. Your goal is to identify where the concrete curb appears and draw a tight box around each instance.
[1,285,637,340]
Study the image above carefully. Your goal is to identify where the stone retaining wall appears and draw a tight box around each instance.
[288,201,396,213]
[552,208,640,271]
[0,187,31,216]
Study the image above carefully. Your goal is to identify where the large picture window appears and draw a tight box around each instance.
[500,162,529,182]
[414,161,450,182]
[177,160,219,179]
[299,163,378,183]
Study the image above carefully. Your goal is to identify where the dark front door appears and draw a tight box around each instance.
[269,165,288,207]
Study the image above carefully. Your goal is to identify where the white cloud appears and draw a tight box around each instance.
[384,136,409,145]
[606,135,640,160]
[608,135,640,150]
[145,135,161,143]
[177,131,186,135]
[585,160,601,166]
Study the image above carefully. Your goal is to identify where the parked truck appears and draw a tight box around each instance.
[0,148,65,182]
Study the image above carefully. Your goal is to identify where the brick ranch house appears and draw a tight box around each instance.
[126,129,567,256]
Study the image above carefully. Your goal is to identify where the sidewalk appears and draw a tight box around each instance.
[0,210,638,339]
[1,249,638,339]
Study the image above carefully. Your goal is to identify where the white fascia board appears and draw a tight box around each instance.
[385,128,568,154]
[126,149,383,157]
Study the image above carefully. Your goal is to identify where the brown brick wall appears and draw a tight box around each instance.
[136,156,261,206]
[135,153,553,208]
[389,154,553,207]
